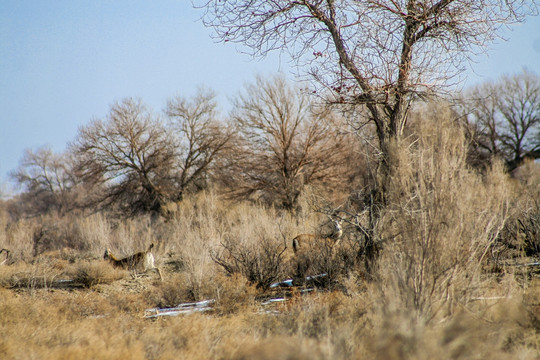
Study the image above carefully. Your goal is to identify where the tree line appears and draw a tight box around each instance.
[9,76,360,217]
[7,0,540,220]
[8,69,540,219]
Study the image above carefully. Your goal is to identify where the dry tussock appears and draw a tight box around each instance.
[211,272,258,315]
[2,260,65,290]
[71,260,128,288]
[146,273,195,308]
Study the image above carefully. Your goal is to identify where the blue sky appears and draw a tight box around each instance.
[1,1,539,192]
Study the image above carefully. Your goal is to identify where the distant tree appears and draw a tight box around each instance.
[165,88,235,199]
[225,75,357,210]
[460,69,540,171]
[198,0,538,169]
[73,95,233,217]
[11,146,77,215]
[73,98,178,215]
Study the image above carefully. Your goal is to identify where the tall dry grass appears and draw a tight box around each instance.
[0,281,536,360]
[374,104,512,323]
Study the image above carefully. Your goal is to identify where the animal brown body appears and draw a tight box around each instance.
[291,219,343,254]
[103,243,162,280]
[290,219,343,285]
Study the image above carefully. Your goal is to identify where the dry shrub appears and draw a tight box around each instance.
[367,290,538,360]
[106,291,152,314]
[516,212,540,258]
[1,218,37,261]
[242,291,370,358]
[492,160,540,263]
[0,274,536,359]
[72,260,127,287]
[211,272,258,315]
[289,292,351,338]
[54,291,116,319]
[376,105,512,322]
[3,212,153,263]
[6,261,65,289]
[0,204,9,253]
[0,213,110,263]
[72,213,112,254]
[286,209,363,287]
[147,273,194,307]
[292,238,359,288]
[212,232,288,290]
[33,247,82,270]
[105,215,156,254]
[195,197,291,290]
[232,337,324,360]
[513,157,540,201]
[31,215,93,256]
[158,191,226,299]
[293,239,335,283]
[499,211,540,261]
[0,262,33,289]
[0,289,150,360]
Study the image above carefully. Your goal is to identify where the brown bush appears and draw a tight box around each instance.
[375,105,512,322]
[146,273,194,308]
[211,272,258,315]
[72,261,126,288]
[6,261,64,290]
[292,237,360,288]
[503,160,540,259]
[212,233,288,290]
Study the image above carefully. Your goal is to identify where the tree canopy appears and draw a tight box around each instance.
[199,0,538,157]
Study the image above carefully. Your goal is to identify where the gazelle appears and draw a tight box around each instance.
[103,243,163,280]
[292,218,343,254]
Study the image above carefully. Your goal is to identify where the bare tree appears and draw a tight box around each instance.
[225,75,357,210]
[460,69,540,171]
[72,95,233,217]
[11,146,77,215]
[198,0,538,275]
[165,88,235,199]
[198,0,537,165]
[73,98,178,215]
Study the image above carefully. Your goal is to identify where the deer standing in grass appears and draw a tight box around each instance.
[290,217,344,285]
[292,218,343,255]
[103,243,163,280]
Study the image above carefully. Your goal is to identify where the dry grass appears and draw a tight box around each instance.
[0,250,537,359]
[0,110,539,359]
[71,261,128,288]
[375,109,513,323]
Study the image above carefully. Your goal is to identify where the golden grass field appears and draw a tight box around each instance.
[0,192,539,360]
[1,119,539,359]
[0,258,538,360]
